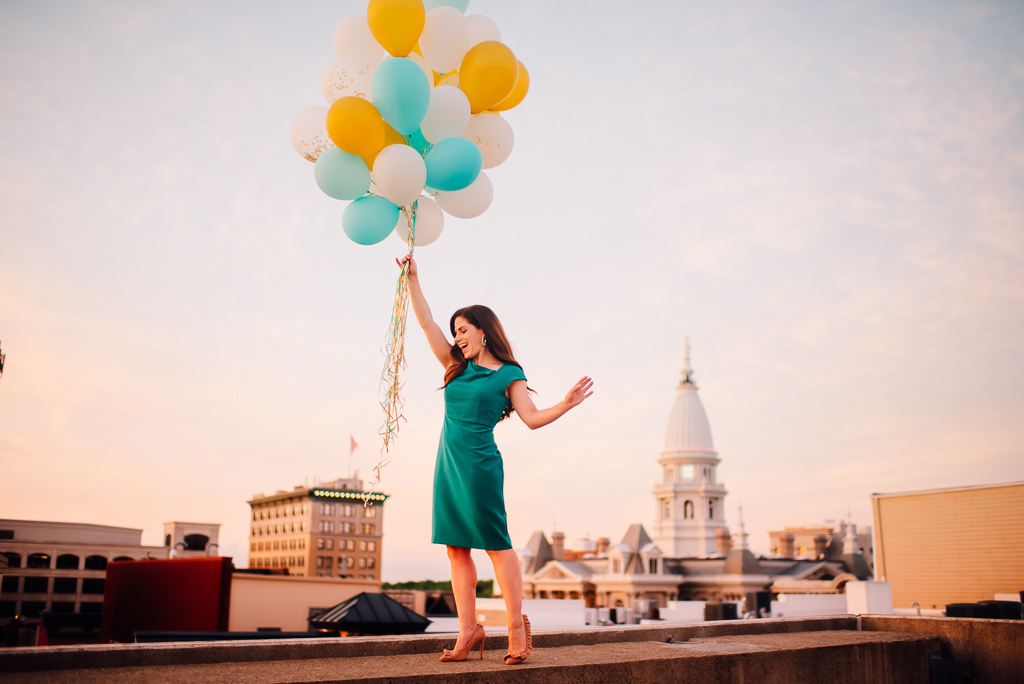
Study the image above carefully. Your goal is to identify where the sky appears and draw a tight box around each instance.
[1,0,1022,583]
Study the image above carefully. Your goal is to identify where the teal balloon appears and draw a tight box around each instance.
[314,148,370,200]
[424,137,482,192]
[424,0,469,12]
[406,127,433,158]
[371,58,430,136]
[343,195,400,245]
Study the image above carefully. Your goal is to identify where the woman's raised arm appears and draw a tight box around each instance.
[398,255,452,368]
[507,376,594,430]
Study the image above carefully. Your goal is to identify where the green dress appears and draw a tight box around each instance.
[432,361,527,550]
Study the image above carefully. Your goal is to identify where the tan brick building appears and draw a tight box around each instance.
[247,477,388,580]
[872,482,1024,610]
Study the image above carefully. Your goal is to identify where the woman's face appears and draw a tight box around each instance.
[453,316,485,360]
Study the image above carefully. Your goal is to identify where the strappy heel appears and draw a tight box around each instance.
[439,623,485,662]
[503,614,532,665]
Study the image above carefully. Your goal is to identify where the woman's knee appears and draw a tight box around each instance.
[447,545,471,561]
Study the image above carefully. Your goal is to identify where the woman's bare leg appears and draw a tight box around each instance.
[447,546,478,650]
[486,548,526,653]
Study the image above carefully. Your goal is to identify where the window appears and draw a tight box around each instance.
[317,538,325,550]
[366,557,376,569]
[367,541,376,552]
[359,540,367,552]
[681,464,695,480]
[708,499,715,520]
[362,523,375,534]
[21,601,46,618]
[165,534,172,546]
[649,558,658,574]
[363,507,377,519]
[80,602,103,614]
[346,539,355,551]
[342,504,355,517]
[340,522,353,533]
[326,539,334,551]
[84,555,107,571]
[683,500,694,519]
[320,503,335,516]
[113,556,133,562]
[24,577,49,594]
[2,576,20,593]
[51,601,76,613]
[2,552,21,568]
[346,556,355,568]
[359,557,367,569]
[56,554,80,570]
[661,499,670,520]
[82,578,105,595]
[184,534,209,551]
[0,601,16,618]
[53,577,78,594]
[27,553,51,569]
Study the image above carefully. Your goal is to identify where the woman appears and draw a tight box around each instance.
[399,254,593,665]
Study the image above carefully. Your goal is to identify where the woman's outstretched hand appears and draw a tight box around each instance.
[563,376,594,410]
[396,254,418,278]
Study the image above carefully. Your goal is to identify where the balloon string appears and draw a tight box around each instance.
[364,203,417,506]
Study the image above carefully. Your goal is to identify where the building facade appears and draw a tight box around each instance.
[247,476,388,581]
[0,519,218,626]
[872,482,1024,610]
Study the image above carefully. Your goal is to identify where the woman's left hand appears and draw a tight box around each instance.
[563,376,594,410]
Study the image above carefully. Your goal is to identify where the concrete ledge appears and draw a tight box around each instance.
[3,629,938,684]
[0,616,858,673]
[862,615,1024,684]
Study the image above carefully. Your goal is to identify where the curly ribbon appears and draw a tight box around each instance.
[364,202,417,506]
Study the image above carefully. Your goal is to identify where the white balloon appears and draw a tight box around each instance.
[421,7,471,74]
[461,112,514,169]
[321,55,375,104]
[395,196,445,246]
[290,106,334,162]
[372,144,427,207]
[405,52,435,88]
[333,15,386,65]
[435,172,493,219]
[420,86,471,143]
[466,15,500,48]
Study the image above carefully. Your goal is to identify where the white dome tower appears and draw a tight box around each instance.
[651,339,729,557]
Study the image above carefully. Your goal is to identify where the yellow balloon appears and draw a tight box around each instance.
[367,0,424,58]
[492,61,529,111]
[459,41,518,114]
[326,96,385,160]
[360,122,407,171]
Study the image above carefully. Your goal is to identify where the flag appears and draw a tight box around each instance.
[350,434,358,454]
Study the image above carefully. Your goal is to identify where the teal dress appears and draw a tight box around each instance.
[432,361,527,550]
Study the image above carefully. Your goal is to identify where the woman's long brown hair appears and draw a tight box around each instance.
[444,305,531,422]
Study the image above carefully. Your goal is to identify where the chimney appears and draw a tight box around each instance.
[781,532,795,558]
[715,529,733,556]
[813,534,829,559]
[551,531,565,561]
[596,537,610,556]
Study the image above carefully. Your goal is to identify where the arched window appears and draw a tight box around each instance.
[683,500,694,519]
[56,554,80,570]
[709,499,715,520]
[27,553,51,569]
[184,534,209,551]
[2,552,22,568]
[113,556,134,562]
[164,534,171,547]
[661,499,671,520]
[84,555,108,571]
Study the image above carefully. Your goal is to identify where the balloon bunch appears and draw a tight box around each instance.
[290,0,527,248]
[289,0,528,501]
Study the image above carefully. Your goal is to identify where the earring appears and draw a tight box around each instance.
[482,334,488,347]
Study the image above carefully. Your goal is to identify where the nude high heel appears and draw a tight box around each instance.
[503,614,532,665]
[439,623,485,662]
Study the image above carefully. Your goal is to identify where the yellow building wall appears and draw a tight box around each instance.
[873,483,1024,610]
[228,574,380,632]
